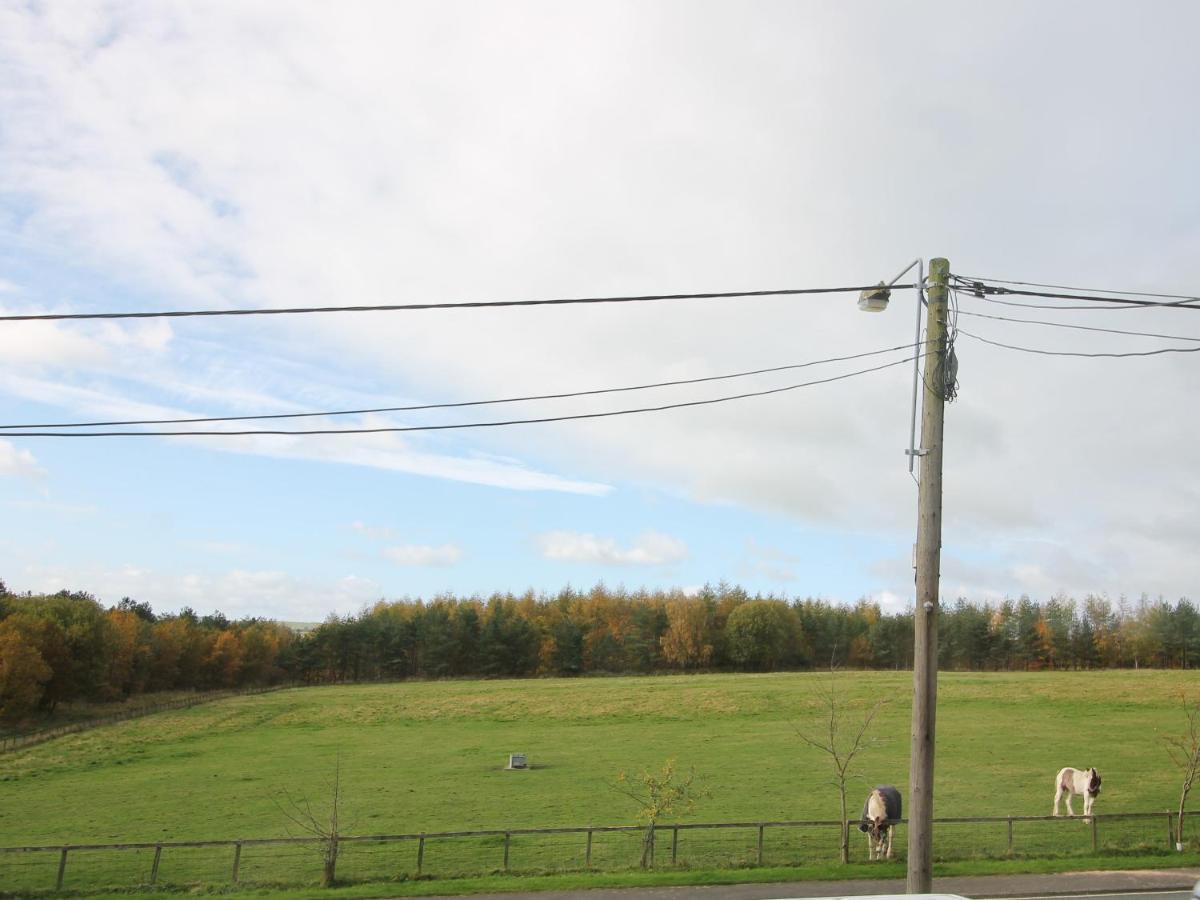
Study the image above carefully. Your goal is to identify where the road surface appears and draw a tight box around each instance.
[418,868,1200,900]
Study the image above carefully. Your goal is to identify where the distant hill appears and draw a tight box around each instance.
[281,620,320,635]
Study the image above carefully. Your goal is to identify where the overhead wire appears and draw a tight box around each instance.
[944,284,960,401]
[953,273,1200,354]
[0,342,922,430]
[916,282,958,404]
[957,329,1200,358]
[952,276,1200,311]
[0,282,920,322]
[956,295,1154,312]
[955,273,1200,302]
[0,352,926,437]
[955,309,1200,342]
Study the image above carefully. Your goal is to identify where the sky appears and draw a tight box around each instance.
[0,0,1198,621]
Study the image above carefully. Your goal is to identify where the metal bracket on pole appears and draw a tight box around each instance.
[908,260,926,474]
[906,448,929,458]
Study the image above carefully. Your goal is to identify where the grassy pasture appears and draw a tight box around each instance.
[0,670,1196,891]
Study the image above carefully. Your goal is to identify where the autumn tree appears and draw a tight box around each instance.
[205,630,244,688]
[0,617,52,720]
[611,758,705,867]
[660,598,713,670]
[105,608,151,697]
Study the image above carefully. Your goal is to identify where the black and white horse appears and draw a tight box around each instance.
[858,785,902,860]
[1053,766,1101,819]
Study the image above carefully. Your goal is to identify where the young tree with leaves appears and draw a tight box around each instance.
[610,758,705,867]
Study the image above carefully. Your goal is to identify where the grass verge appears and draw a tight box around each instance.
[19,852,1200,900]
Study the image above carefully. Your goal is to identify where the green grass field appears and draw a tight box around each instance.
[1,670,1197,893]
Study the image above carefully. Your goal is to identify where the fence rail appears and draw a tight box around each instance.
[0,686,290,754]
[0,811,1189,894]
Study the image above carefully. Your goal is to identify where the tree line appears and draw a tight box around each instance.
[3,578,1198,721]
[0,581,295,721]
[294,584,1200,681]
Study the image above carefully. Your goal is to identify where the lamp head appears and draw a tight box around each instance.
[858,282,891,312]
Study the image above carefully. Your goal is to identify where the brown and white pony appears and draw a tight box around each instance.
[1053,766,1101,819]
[858,785,902,860]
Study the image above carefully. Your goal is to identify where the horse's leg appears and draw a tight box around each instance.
[885,828,894,860]
[1053,784,1063,816]
[1065,792,1075,817]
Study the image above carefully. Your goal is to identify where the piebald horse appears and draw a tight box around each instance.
[858,785,902,860]
[1053,766,1101,819]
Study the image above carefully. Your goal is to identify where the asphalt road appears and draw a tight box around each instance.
[418,868,1200,900]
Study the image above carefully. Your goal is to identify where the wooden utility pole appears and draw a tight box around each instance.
[907,257,949,893]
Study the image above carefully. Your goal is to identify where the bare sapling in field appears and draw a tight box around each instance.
[610,758,706,867]
[796,666,886,864]
[273,755,354,887]
[1165,692,1200,850]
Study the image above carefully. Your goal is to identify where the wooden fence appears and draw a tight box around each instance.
[0,685,290,754]
[0,811,1188,894]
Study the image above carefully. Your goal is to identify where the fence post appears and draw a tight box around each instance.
[56,847,68,890]
[150,845,162,884]
[1168,812,1175,849]
[648,823,655,867]
[1007,816,1014,853]
[231,841,242,883]
[416,834,425,873]
[1091,815,1098,853]
[672,826,679,864]
[585,829,593,868]
[503,831,510,871]
[757,824,764,865]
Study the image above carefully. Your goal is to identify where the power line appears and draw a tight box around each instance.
[955,309,1200,343]
[958,295,1148,313]
[957,328,1200,358]
[955,273,1200,302]
[0,342,921,430]
[0,283,918,323]
[0,353,924,437]
[952,277,1200,311]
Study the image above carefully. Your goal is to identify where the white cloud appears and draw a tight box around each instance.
[1,1,1198,603]
[741,538,803,582]
[866,590,912,615]
[0,439,44,478]
[5,498,97,516]
[8,564,385,621]
[537,530,688,566]
[351,521,397,541]
[187,540,248,556]
[382,544,463,567]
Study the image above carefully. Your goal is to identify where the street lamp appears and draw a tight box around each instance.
[860,259,926,474]
[859,257,950,895]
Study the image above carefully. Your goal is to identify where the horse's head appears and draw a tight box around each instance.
[1088,768,1102,796]
[868,815,889,848]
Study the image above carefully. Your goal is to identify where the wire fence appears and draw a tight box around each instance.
[0,811,1192,894]
[0,686,290,754]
